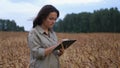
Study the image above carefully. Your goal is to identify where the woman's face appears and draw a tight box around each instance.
[42,12,57,29]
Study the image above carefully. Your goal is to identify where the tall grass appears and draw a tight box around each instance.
[0,32,120,68]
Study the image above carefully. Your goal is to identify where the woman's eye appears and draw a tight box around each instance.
[49,18,53,20]
[49,18,54,20]
[49,18,56,20]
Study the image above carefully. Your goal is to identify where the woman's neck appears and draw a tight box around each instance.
[40,24,49,34]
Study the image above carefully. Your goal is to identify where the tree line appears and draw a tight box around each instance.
[0,19,25,31]
[53,7,120,33]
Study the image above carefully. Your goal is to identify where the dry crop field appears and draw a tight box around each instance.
[0,32,120,68]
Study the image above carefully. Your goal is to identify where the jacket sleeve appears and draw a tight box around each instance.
[28,30,45,59]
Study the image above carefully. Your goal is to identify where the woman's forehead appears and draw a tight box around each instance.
[48,12,57,18]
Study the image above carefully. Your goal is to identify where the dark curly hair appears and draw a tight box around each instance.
[33,5,59,28]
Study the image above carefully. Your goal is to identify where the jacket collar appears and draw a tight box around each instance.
[35,25,53,34]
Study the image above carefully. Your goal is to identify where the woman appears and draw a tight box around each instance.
[28,5,64,68]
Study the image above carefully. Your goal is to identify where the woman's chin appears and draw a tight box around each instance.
[49,25,53,28]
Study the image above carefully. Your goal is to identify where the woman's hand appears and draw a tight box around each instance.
[58,47,65,56]
[45,45,57,56]
[44,41,62,56]
[57,40,65,56]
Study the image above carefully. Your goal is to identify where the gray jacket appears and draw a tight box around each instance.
[28,25,60,68]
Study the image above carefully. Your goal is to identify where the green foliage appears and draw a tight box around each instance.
[54,7,120,33]
[0,19,25,31]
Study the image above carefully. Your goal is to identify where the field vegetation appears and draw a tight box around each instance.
[0,32,120,68]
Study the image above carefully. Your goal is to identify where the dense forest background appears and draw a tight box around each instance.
[53,7,120,33]
[0,19,25,31]
[0,7,120,32]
